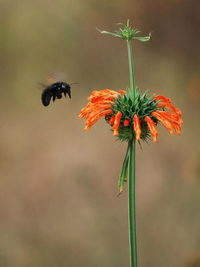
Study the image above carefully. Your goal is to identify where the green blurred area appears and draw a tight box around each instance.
[0,0,200,266]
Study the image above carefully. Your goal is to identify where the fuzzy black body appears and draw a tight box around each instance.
[41,82,71,106]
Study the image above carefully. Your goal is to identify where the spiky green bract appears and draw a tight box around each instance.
[98,20,151,41]
[114,89,158,118]
[105,89,159,142]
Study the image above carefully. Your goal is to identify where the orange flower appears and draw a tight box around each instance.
[133,114,141,141]
[79,89,182,142]
[79,89,125,131]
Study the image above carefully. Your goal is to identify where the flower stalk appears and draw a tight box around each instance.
[127,40,136,98]
[127,38,137,267]
[128,138,137,267]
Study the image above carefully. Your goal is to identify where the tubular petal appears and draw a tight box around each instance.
[133,114,141,141]
[157,102,181,116]
[154,95,171,103]
[90,109,113,122]
[117,90,126,95]
[85,109,113,129]
[155,110,183,125]
[144,116,158,142]
[172,122,181,135]
[124,119,130,126]
[113,111,122,136]
[152,111,174,134]
[90,96,115,103]
[83,104,113,116]
[109,116,115,125]
[89,89,123,100]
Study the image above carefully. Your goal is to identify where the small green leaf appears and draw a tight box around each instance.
[117,22,127,27]
[132,33,151,42]
[96,28,121,38]
[118,144,130,193]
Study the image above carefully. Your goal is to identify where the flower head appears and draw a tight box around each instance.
[79,89,182,143]
[98,20,151,42]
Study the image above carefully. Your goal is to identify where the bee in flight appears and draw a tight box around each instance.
[41,81,72,106]
[41,72,78,106]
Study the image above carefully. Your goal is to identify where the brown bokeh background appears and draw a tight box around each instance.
[0,0,199,266]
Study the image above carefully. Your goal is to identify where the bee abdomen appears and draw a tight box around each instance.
[41,90,52,106]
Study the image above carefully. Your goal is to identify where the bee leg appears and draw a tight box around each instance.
[56,93,62,99]
[67,89,71,99]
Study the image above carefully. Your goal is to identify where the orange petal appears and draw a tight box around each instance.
[171,122,181,135]
[154,95,171,103]
[89,89,120,98]
[79,89,125,132]
[157,102,181,116]
[80,103,113,120]
[113,111,122,136]
[133,114,141,141]
[152,111,174,134]
[154,110,183,125]
[117,90,126,95]
[88,109,113,123]
[123,119,130,126]
[85,109,113,129]
[109,116,115,125]
[144,116,158,142]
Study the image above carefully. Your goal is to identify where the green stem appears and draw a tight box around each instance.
[127,40,136,97]
[127,39,137,267]
[128,139,137,267]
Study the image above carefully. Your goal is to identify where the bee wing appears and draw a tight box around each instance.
[47,72,66,83]
[38,82,47,88]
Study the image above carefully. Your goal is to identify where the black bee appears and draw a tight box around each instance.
[41,81,71,106]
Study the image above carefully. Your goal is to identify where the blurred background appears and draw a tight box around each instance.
[0,0,199,266]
